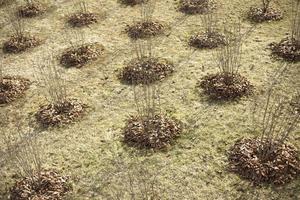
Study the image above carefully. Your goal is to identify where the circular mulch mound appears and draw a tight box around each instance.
[68,12,98,27]
[270,38,300,62]
[179,0,216,15]
[3,35,40,54]
[189,31,226,49]
[228,138,300,185]
[126,21,165,40]
[123,115,183,149]
[35,99,87,127]
[10,170,71,200]
[0,76,30,105]
[18,3,46,18]
[248,7,282,23]
[119,57,174,85]
[198,73,253,100]
[119,0,146,6]
[60,43,105,68]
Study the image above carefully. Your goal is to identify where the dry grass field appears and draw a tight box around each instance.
[0,0,299,199]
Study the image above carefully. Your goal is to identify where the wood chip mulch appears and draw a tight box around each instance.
[123,115,183,149]
[198,72,253,100]
[18,3,46,18]
[119,57,174,85]
[3,35,40,54]
[10,170,71,200]
[126,21,165,40]
[119,0,146,6]
[0,76,30,105]
[228,138,300,185]
[248,7,283,23]
[60,43,104,68]
[68,12,98,28]
[189,31,226,49]
[179,0,216,15]
[35,99,87,127]
[270,38,300,62]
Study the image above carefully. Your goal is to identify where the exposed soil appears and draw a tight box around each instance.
[35,99,87,127]
[123,115,183,149]
[0,76,30,105]
[198,72,253,100]
[189,31,226,49]
[3,35,40,54]
[228,138,300,185]
[60,43,105,68]
[68,12,98,28]
[119,57,174,85]
[18,3,46,18]
[10,170,71,200]
[179,0,216,15]
[126,21,165,40]
[248,7,283,23]
[270,38,300,62]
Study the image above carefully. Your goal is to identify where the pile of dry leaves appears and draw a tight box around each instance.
[18,3,46,18]
[228,138,300,185]
[270,38,300,62]
[3,35,40,53]
[189,32,226,49]
[119,0,146,6]
[0,76,30,104]
[68,12,98,27]
[126,21,165,40]
[60,43,104,68]
[248,7,282,23]
[35,99,86,127]
[123,115,182,149]
[119,57,174,85]
[179,0,216,15]
[199,73,253,100]
[10,170,71,200]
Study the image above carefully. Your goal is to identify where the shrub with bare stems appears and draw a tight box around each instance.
[18,0,46,18]
[189,13,226,49]
[34,55,87,127]
[228,84,300,185]
[3,12,40,53]
[119,39,174,85]
[270,0,300,62]
[126,0,166,40]
[179,0,216,15]
[248,0,283,22]
[0,56,31,104]
[60,30,105,68]
[1,112,71,199]
[198,22,254,100]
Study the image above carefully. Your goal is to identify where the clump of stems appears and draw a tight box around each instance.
[291,0,300,43]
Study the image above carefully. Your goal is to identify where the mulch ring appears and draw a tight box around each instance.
[35,99,87,127]
[123,115,183,149]
[179,0,216,15]
[119,57,174,85]
[189,31,226,49]
[228,138,300,185]
[10,170,71,200]
[198,72,253,101]
[68,12,98,27]
[3,34,40,54]
[270,38,300,62]
[126,21,165,40]
[119,0,146,6]
[60,43,105,68]
[248,7,282,23]
[0,76,30,105]
[18,3,46,18]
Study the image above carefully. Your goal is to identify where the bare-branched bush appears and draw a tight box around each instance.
[291,0,300,43]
